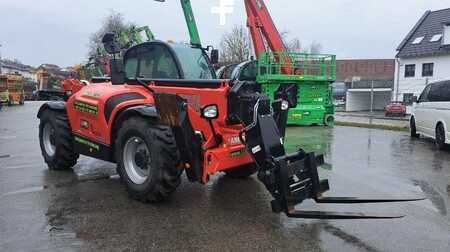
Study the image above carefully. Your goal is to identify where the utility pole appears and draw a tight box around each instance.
[0,44,2,75]
[395,58,401,102]
[370,80,374,114]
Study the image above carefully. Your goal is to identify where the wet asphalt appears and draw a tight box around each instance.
[0,102,449,251]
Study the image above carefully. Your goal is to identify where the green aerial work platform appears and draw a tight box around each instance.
[257,52,336,126]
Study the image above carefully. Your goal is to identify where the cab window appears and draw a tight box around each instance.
[418,85,431,102]
[428,81,450,102]
[238,61,257,81]
[125,44,180,80]
[171,44,215,79]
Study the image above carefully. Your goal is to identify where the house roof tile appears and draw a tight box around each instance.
[397,8,450,58]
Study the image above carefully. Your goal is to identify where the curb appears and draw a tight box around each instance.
[335,121,409,132]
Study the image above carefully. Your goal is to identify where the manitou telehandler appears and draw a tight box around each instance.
[38,0,423,219]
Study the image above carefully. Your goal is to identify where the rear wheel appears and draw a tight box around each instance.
[435,124,447,150]
[410,117,419,138]
[115,117,182,202]
[39,110,79,170]
[324,114,334,127]
[225,164,257,179]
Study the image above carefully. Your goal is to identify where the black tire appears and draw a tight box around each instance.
[224,163,257,179]
[39,110,79,170]
[115,117,182,203]
[435,124,447,150]
[410,117,419,138]
[324,114,334,127]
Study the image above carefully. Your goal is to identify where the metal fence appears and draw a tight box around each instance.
[348,79,394,89]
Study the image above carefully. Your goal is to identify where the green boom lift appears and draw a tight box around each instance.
[155,0,202,47]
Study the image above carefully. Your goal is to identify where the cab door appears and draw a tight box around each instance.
[414,84,431,133]
[428,81,450,141]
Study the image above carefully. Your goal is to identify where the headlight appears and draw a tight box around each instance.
[281,100,289,110]
[202,105,218,119]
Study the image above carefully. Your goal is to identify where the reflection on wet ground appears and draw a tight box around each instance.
[1,102,450,251]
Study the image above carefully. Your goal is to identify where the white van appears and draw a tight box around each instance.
[410,80,450,149]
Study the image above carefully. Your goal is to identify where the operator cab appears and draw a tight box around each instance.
[121,41,216,82]
[230,60,257,81]
[216,63,238,79]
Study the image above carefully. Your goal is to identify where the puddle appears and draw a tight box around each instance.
[1,163,37,170]
[323,224,379,252]
[1,185,47,198]
[74,159,116,181]
[412,180,447,216]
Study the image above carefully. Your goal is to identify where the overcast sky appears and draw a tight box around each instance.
[1,0,450,67]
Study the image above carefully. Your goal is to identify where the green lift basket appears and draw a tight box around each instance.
[257,52,336,126]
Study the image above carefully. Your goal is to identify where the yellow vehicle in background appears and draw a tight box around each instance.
[0,74,25,106]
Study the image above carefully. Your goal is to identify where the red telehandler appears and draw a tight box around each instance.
[37,0,423,219]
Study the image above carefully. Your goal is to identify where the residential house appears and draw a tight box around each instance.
[0,59,37,82]
[395,8,450,106]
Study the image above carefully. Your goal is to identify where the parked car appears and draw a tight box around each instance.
[410,80,450,150]
[385,101,406,117]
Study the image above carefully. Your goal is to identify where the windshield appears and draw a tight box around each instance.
[170,44,215,80]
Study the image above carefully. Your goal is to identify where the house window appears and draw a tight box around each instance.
[422,63,434,77]
[412,37,424,44]
[404,64,415,78]
[430,34,442,42]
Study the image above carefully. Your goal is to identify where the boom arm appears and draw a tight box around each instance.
[155,0,202,47]
[244,0,287,58]
[180,0,202,47]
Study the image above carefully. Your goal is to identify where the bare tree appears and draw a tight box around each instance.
[309,41,323,54]
[88,11,133,58]
[219,25,250,65]
[280,31,323,54]
[280,31,303,52]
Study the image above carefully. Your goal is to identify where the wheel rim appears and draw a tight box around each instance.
[43,123,56,157]
[123,137,150,185]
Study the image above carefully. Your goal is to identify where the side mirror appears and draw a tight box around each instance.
[210,49,219,65]
[102,33,120,54]
[412,96,418,103]
[110,59,126,85]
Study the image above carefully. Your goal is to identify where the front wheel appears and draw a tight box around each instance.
[410,117,419,138]
[115,117,182,203]
[39,110,79,170]
[435,124,447,150]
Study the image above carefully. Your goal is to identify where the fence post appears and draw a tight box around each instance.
[370,80,374,114]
